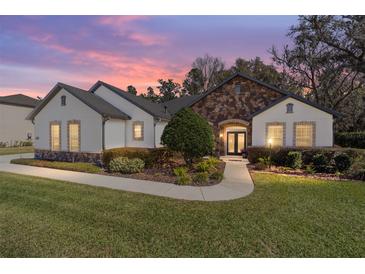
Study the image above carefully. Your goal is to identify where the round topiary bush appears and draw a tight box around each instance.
[161,108,214,165]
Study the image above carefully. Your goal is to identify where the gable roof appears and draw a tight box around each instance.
[165,72,339,117]
[27,83,131,121]
[163,94,204,115]
[89,81,171,120]
[0,94,39,108]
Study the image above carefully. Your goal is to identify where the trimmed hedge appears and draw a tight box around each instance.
[248,147,365,170]
[335,132,365,149]
[102,147,172,168]
[108,157,145,174]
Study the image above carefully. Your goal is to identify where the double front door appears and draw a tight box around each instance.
[227,131,246,155]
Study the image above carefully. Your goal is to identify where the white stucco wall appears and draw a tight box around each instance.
[252,97,333,147]
[155,121,167,147]
[33,88,103,152]
[105,119,126,149]
[0,104,34,144]
[94,85,156,148]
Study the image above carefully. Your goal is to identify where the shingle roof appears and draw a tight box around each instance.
[163,94,204,115]
[0,94,39,108]
[89,81,171,120]
[27,83,131,120]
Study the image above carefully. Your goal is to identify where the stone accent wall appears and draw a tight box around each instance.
[35,149,102,165]
[191,75,284,155]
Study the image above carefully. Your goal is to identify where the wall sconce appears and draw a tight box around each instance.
[268,138,273,146]
[219,133,223,138]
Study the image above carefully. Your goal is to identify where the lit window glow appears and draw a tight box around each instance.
[295,123,313,147]
[69,123,80,152]
[267,125,283,147]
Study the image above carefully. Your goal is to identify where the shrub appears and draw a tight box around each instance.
[286,151,302,169]
[312,153,330,173]
[335,131,365,149]
[247,147,272,164]
[193,172,209,184]
[161,108,214,165]
[195,158,218,173]
[346,155,365,181]
[305,164,315,174]
[173,167,191,185]
[108,157,145,174]
[102,147,172,168]
[334,153,352,172]
[205,156,220,167]
[255,156,271,170]
[210,171,224,181]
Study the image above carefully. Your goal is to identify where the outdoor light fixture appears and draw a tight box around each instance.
[219,133,223,138]
[268,138,273,146]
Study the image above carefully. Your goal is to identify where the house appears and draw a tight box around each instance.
[27,73,338,163]
[0,94,39,145]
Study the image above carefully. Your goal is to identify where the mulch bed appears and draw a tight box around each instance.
[106,160,226,186]
[247,164,350,181]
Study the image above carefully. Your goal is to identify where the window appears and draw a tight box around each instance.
[286,103,293,113]
[61,95,66,106]
[234,84,241,95]
[50,123,60,151]
[267,123,284,147]
[68,121,80,152]
[295,122,314,147]
[133,121,144,141]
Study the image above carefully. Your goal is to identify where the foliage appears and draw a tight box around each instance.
[0,140,33,147]
[256,157,272,170]
[195,157,219,173]
[173,167,191,185]
[304,164,316,174]
[108,157,144,174]
[161,108,214,165]
[346,155,365,181]
[271,15,364,132]
[182,68,205,95]
[335,131,365,149]
[10,158,101,173]
[140,86,159,102]
[247,147,272,164]
[312,154,330,173]
[127,85,137,95]
[334,153,352,172]
[102,147,172,168]
[156,79,182,103]
[192,172,209,184]
[209,171,224,181]
[286,151,303,169]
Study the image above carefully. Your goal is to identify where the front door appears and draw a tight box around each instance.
[227,132,246,155]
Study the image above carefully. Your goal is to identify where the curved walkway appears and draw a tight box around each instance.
[0,153,254,201]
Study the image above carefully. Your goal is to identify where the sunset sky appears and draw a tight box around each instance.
[0,16,297,98]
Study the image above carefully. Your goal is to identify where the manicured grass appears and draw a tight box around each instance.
[0,146,34,155]
[0,171,364,257]
[10,158,102,174]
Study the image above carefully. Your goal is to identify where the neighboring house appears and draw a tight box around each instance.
[0,94,39,145]
[27,72,338,162]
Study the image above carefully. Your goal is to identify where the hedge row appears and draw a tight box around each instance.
[335,132,365,149]
[247,146,363,166]
[102,147,173,168]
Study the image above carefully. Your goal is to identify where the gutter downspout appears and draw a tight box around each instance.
[102,116,110,151]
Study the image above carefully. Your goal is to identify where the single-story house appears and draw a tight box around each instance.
[27,72,339,162]
[0,94,39,145]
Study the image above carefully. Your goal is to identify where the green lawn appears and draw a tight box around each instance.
[0,146,34,155]
[10,158,102,174]
[0,171,364,257]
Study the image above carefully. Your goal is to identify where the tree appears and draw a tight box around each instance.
[182,68,205,95]
[192,54,225,91]
[271,16,364,131]
[295,16,365,75]
[230,57,298,91]
[156,79,182,103]
[161,108,214,165]
[141,86,159,102]
[127,85,137,95]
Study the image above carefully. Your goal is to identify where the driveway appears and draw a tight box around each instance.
[0,153,254,201]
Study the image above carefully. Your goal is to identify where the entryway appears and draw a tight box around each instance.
[227,131,246,155]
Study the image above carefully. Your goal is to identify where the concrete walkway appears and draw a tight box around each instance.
[0,153,254,201]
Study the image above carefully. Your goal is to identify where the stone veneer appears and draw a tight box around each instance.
[191,75,284,155]
[35,149,102,165]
